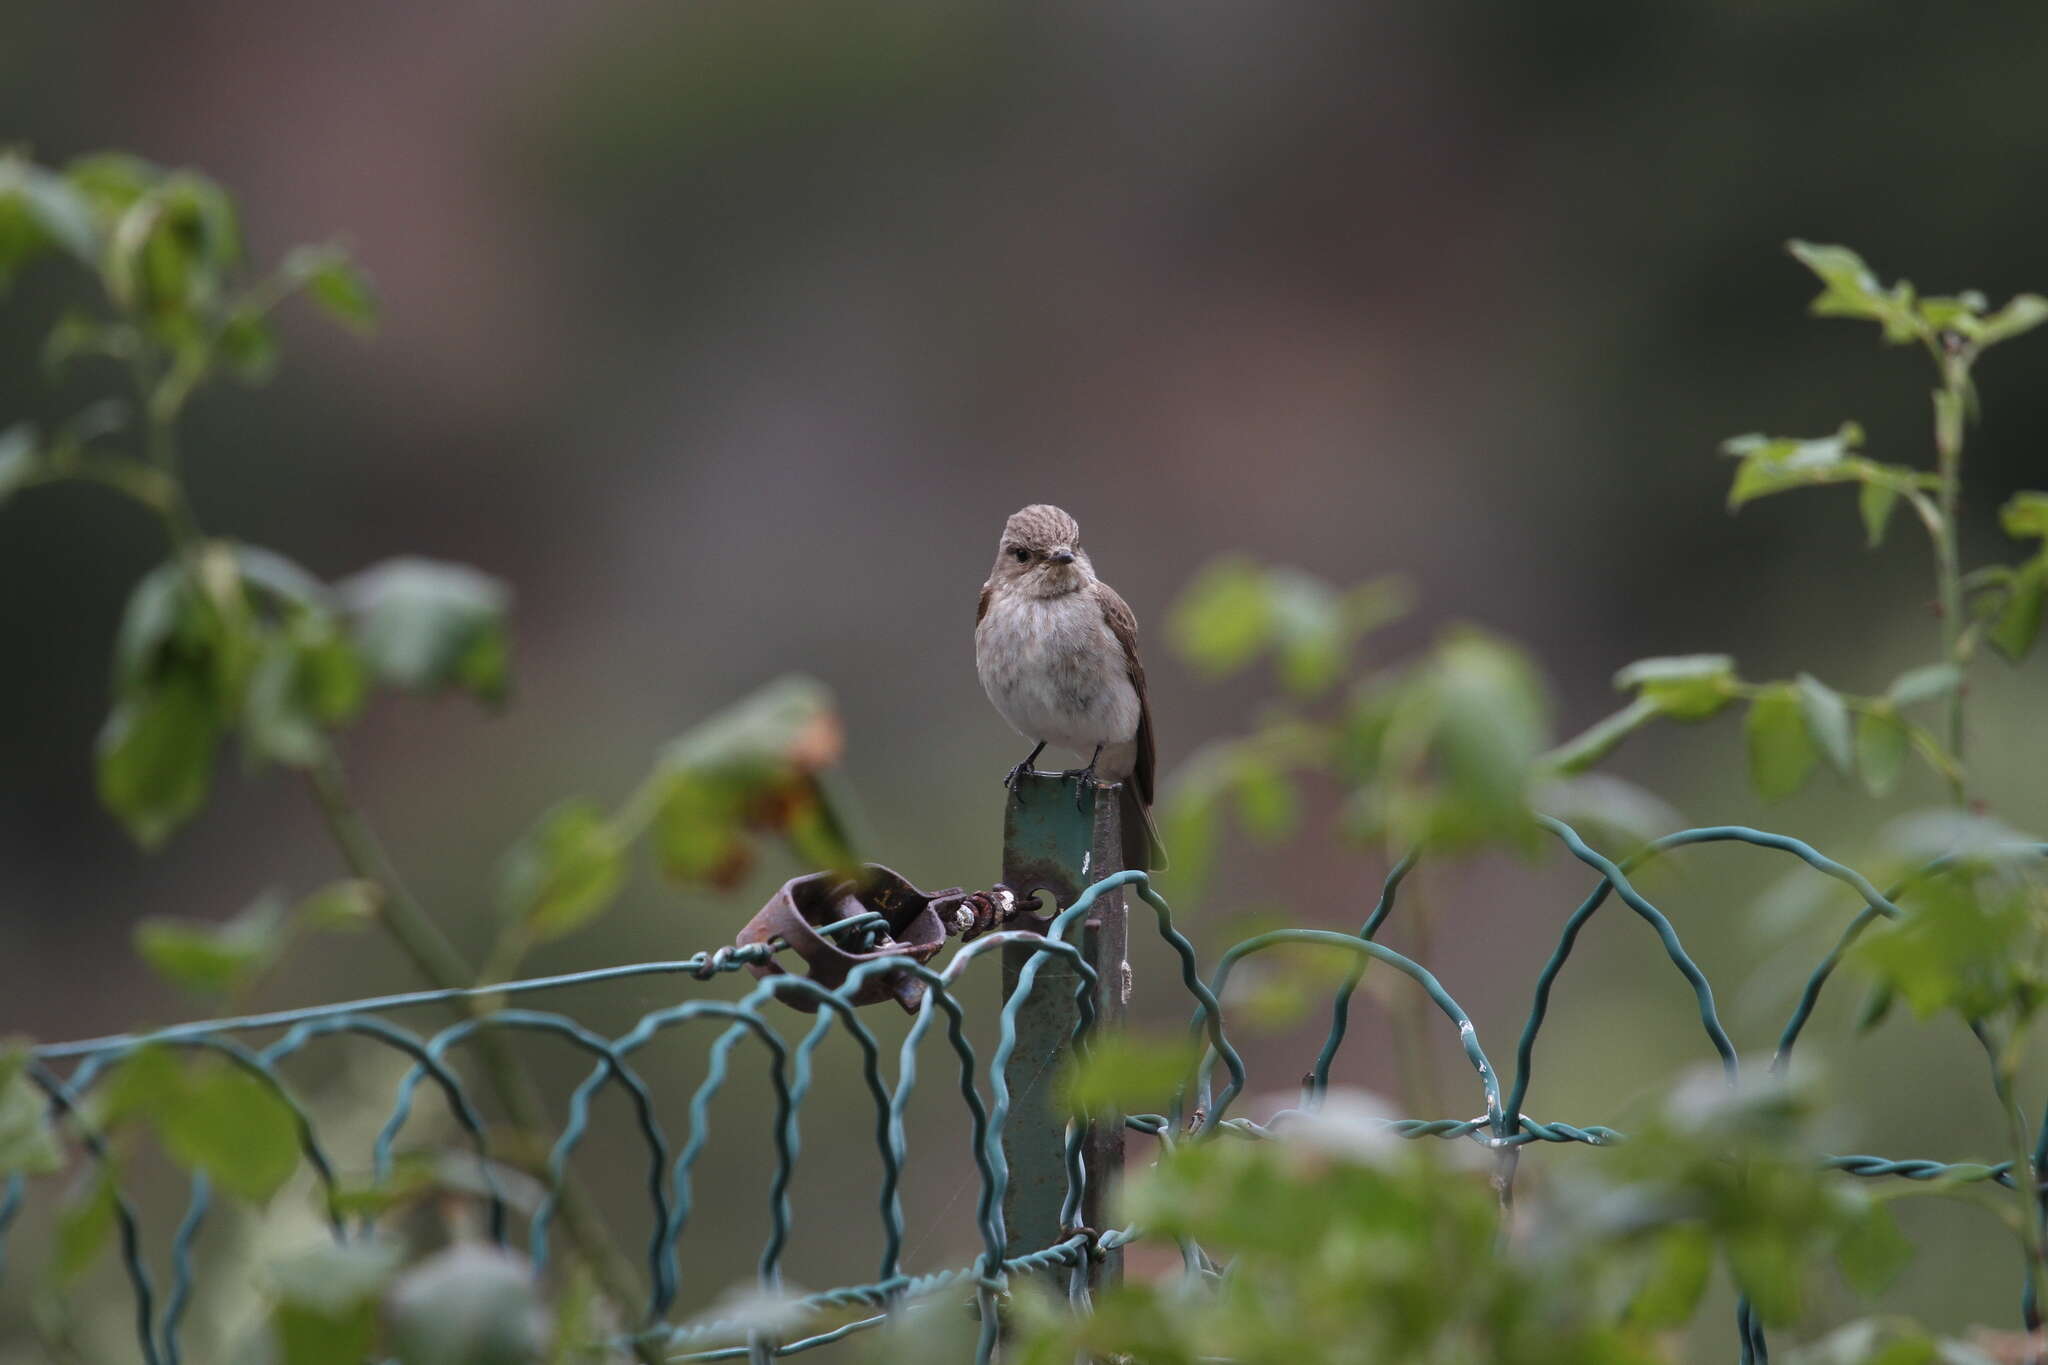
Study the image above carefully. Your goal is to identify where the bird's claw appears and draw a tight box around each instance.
[1004,743,1048,795]
[1060,744,1105,812]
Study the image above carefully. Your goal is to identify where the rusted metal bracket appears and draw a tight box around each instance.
[734,864,950,1013]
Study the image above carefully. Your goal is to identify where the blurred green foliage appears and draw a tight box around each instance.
[1016,1070,1942,1363]
[5,144,2048,1365]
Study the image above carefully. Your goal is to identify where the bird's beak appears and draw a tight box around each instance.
[1049,550,1076,565]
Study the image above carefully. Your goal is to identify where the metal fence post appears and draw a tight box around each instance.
[999,770,1129,1293]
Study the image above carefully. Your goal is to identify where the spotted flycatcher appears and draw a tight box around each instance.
[975,503,1167,871]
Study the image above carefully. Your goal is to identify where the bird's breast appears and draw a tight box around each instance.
[976,589,1140,753]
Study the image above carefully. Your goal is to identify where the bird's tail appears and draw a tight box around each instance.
[1118,782,1169,873]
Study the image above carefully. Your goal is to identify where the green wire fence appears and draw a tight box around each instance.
[6,777,2045,1365]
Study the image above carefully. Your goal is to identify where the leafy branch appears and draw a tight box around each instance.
[1548,241,2048,806]
[0,149,867,1355]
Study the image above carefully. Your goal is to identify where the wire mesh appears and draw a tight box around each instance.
[6,818,2042,1364]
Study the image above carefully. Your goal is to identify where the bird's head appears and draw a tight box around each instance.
[992,503,1092,597]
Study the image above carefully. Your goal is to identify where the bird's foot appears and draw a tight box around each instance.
[1060,746,1104,812]
[1003,742,1047,794]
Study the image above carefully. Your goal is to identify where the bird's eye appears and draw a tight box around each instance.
[1011,547,1030,563]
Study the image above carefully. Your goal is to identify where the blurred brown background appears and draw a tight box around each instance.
[5,0,2048,1355]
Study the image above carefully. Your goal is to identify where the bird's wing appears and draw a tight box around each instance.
[977,581,992,625]
[1094,581,1155,805]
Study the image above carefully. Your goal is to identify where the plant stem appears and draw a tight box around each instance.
[306,749,477,990]
[306,747,663,1361]
[107,263,661,1355]
[1976,1022,2047,1333]
[1932,347,1971,794]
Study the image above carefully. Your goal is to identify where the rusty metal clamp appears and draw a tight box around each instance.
[928,884,1031,942]
[735,864,950,1013]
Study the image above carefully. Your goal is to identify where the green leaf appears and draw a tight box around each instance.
[1167,556,1272,678]
[1413,629,1552,850]
[1788,241,1882,305]
[339,558,512,703]
[41,310,136,377]
[1853,984,1895,1034]
[2000,490,2048,541]
[1721,423,1871,510]
[268,1240,401,1365]
[1990,557,2047,661]
[1531,773,1682,852]
[1219,943,1365,1030]
[1790,1322,1937,1365]
[1855,705,1908,797]
[1917,295,1985,334]
[277,1296,377,1365]
[296,879,382,931]
[133,892,287,997]
[1157,750,1226,903]
[547,1267,603,1365]
[241,644,323,767]
[1726,1229,1804,1324]
[1859,480,1898,547]
[166,1063,301,1201]
[1542,695,1662,774]
[104,1049,301,1201]
[1888,663,1962,707]
[233,545,331,608]
[110,563,188,688]
[106,175,242,328]
[1230,756,1299,843]
[65,152,159,219]
[242,618,367,767]
[1264,569,1347,696]
[219,308,279,383]
[1788,1321,1936,1365]
[386,1244,546,1365]
[283,244,378,334]
[1745,686,1817,801]
[651,775,751,887]
[1058,1034,1206,1121]
[1853,865,2035,1020]
[1978,294,2048,348]
[1794,674,1853,774]
[270,1238,404,1318]
[0,423,39,506]
[1833,1194,1911,1296]
[50,1169,117,1285]
[96,672,220,849]
[498,799,626,942]
[652,675,851,886]
[1628,1223,1712,1328]
[0,1044,61,1177]
[0,155,100,270]
[1614,654,1738,720]
[1878,809,2040,869]
[109,551,254,714]
[1343,576,1414,636]
[1788,240,1921,344]
[1869,1340,1938,1365]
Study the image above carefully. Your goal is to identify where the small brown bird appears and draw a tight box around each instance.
[975,504,1167,871]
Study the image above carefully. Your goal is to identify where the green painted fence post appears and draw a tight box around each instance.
[999,769,1128,1297]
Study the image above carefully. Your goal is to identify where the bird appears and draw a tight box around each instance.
[975,503,1167,871]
